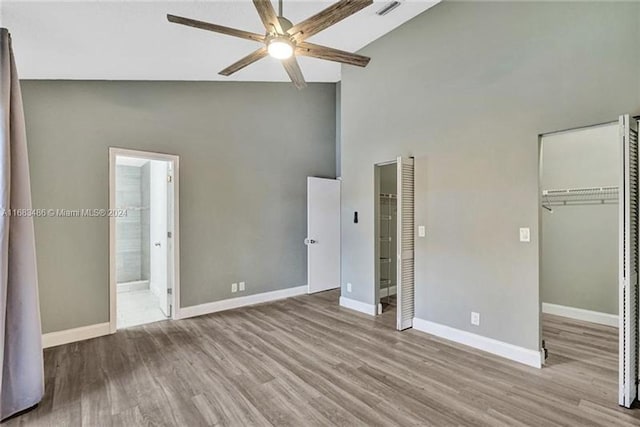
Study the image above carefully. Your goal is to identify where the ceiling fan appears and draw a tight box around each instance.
[167,0,373,89]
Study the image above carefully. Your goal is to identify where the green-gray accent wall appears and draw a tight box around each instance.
[22,81,336,334]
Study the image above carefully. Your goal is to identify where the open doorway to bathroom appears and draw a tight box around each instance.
[109,148,180,331]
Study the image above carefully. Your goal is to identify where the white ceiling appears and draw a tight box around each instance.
[1,0,438,82]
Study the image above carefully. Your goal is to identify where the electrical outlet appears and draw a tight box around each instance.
[418,225,426,237]
[239,281,245,291]
[231,283,238,293]
[471,312,480,326]
[347,282,352,292]
[519,227,530,242]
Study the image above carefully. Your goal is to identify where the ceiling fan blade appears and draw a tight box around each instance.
[167,14,265,43]
[287,0,373,42]
[219,47,269,76]
[297,42,370,67]
[253,0,284,34]
[282,57,307,89]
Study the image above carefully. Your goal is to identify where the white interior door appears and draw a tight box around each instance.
[150,160,170,317]
[619,114,639,408]
[397,157,415,331]
[306,177,341,294]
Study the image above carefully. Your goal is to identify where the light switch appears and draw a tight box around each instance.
[519,227,531,242]
[418,225,426,238]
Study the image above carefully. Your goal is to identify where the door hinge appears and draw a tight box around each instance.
[167,288,173,295]
[167,174,173,183]
[167,231,172,238]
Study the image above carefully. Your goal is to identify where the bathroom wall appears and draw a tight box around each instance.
[115,163,150,284]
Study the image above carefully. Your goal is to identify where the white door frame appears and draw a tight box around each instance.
[108,147,181,333]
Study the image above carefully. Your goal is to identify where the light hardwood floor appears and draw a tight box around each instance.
[7,290,640,426]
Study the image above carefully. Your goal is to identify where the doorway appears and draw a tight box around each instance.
[109,148,180,331]
[374,157,415,331]
[375,162,398,316]
[539,115,639,407]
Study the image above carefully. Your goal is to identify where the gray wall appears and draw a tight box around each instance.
[22,81,336,334]
[541,123,619,315]
[340,1,640,351]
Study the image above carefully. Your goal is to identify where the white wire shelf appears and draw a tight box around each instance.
[380,193,397,200]
[541,186,619,209]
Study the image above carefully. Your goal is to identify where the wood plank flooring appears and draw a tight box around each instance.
[6,290,640,426]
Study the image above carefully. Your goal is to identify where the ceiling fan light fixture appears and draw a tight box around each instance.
[267,37,294,60]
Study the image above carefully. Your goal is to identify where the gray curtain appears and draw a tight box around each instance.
[0,28,44,420]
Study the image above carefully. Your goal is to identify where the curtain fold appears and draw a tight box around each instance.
[0,28,44,421]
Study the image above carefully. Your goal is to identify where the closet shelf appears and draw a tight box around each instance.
[380,193,397,200]
[380,236,392,242]
[380,279,392,286]
[117,206,149,211]
[380,215,392,221]
[379,257,392,264]
[541,186,619,208]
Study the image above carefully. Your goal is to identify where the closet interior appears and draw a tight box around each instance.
[539,122,619,367]
[378,163,398,312]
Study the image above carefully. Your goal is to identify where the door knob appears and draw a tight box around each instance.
[154,242,161,247]
[304,238,317,245]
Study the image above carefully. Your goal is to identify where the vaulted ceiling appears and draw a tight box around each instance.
[1,1,439,82]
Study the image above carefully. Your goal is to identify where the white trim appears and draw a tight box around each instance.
[542,303,618,327]
[117,280,149,293]
[339,296,377,316]
[42,322,111,349]
[178,285,307,319]
[413,317,543,369]
[109,148,181,332]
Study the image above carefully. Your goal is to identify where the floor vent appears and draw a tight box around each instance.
[376,1,401,16]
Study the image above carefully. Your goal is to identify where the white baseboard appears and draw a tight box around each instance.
[117,280,149,293]
[178,285,307,320]
[339,296,377,316]
[42,322,111,349]
[379,285,397,298]
[413,317,543,369]
[542,303,618,327]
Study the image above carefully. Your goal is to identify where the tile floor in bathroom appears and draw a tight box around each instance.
[117,289,168,329]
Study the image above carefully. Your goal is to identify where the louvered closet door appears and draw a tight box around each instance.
[620,114,639,408]
[396,157,415,331]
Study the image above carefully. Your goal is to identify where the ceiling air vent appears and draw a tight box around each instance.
[376,1,402,16]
